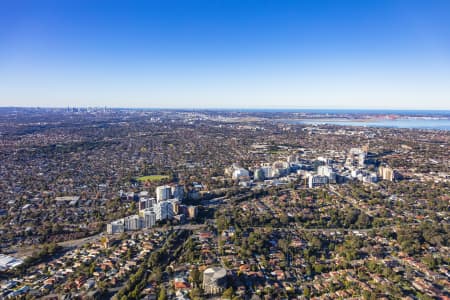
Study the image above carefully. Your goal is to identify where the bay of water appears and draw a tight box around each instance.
[285,118,450,130]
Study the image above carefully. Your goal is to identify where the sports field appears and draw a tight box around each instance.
[137,175,169,182]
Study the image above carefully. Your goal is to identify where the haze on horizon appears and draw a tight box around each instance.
[1,0,450,109]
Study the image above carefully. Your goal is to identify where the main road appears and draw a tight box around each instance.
[58,223,207,249]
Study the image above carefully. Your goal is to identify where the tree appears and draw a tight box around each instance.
[150,267,162,282]
[222,287,234,299]
[303,287,310,297]
[190,288,203,299]
[190,267,201,285]
[280,214,289,225]
[158,288,167,300]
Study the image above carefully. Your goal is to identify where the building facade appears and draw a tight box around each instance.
[155,200,174,221]
[202,267,227,295]
[156,185,171,202]
[308,175,329,188]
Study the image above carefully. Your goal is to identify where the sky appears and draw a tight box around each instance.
[1,0,450,109]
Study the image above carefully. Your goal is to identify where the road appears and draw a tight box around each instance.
[242,223,417,234]
[59,223,207,248]
[58,233,104,249]
[8,223,208,259]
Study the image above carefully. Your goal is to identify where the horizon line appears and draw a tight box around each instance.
[1,106,450,111]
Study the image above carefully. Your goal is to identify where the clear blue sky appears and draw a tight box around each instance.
[1,0,450,109]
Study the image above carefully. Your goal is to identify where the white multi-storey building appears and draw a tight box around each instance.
[378,165,395,181]
[317,165,337,183]
[124,215,141,231]
[308,175,329,188]
[142,209,157,228]
[232,168,249,180]
[107,219,125,234]
[156,185,172,202]
[139,197,156,211]
[171,185,185,200]
[351,169,363,178]
[155,200,174,221]
[261,166,273,178]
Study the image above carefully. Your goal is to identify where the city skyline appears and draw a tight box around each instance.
[1,0,450,109]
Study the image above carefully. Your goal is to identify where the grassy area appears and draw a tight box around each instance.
[137,175,170,182]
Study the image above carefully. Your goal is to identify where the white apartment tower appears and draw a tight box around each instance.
[156,185,172,202]
[155,201,174,221]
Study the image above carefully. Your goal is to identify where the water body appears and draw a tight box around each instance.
[229,108,450,117]
[284,118,450,130]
